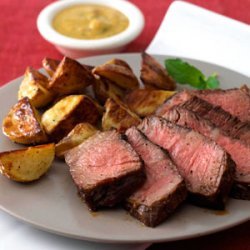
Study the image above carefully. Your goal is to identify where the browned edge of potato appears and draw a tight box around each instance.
[48,57,95,96]
[41,95,100,142]
[102,97,141,132]
[140,52,176,90]
[124,89,176,117]
[92,58,139,90]
[42,57,60,77]
[55,122,98,159]
[2,97,48,145]
[18,67,54,108]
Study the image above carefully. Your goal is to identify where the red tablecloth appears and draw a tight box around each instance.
[0,0,250,249]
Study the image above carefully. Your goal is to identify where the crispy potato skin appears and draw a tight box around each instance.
[92,58,139,90]
[106,58,132,70]
[102,98,141,132]
[41,95,100,142]
[18,67,53,108]
[2,97,48,145]
[93,76,125,104]
[0,143,55,182]
[48,57,95,96]
[55,122,97,158]
[140,52,176,90]
[124,89,176,117]
[42,57,60,77]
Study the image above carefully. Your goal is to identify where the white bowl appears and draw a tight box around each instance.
[37,0,145,58]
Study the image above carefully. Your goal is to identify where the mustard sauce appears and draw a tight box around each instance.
[52,4,129,39]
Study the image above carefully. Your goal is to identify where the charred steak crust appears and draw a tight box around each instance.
[125,181,187,227]
[156,91,250,145]
[138,116,235,209]
[188,154,235,209]
[231,183,250,200]
[182,96,250,141]
[65,130,145,211]
[195,85,250,122]
[79,168,145,211]
[124,127,187,227]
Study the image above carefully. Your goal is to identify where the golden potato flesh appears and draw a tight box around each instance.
[92,58,139,90]
[18,67,54,108]
[124,89,176,117]
[0,143,55,182]
[55,123,97,158]
[2,97,48,145]
[42,57,60,77]
[48,57,95,96]
[102,98,141,132]
[41,95,100,142]
[140,52,176,90]
[93,76,125,104]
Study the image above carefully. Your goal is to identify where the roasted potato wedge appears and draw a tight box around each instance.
[48,57,95,96]
[42,57,60,77]
[124,89,176,117]
[106,58,132,70]
[92,76,125,104]
[140,52,176,90]
[92,58,139,90]
[2,97,48,145]
[41,95,100,142]
[55,123,97,158]
[18,67,53,108]
[0,143,55,182]
[102,98,141,132]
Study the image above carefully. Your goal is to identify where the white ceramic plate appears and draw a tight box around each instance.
[0,53,249,243]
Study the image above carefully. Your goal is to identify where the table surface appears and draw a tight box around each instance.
[0,0,250,249]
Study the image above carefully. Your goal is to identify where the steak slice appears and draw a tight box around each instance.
[156,90,192,116]
[156,91,250,144]
[65,130,145,211]
[125,127,187,227]
[163,107,250,200]
[182,96,250,144]
[196,85,250,122]
[138,116,235,209]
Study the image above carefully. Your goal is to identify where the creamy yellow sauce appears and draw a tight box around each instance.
[52,4,129,39]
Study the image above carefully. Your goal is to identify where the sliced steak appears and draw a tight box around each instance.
[156,90,192,116]
[138,116,235,209]
[182,96,250,144]
[156,91,250,144]
[65,130,145,211]
[196,85,250,122]
[163,107,250,200]
[125,127,187,227]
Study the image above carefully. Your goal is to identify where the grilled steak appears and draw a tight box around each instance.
[182,96,250,144]
[138,116,235,209]
[125,127,187,227]
[156,91,250,144]
[163,107,250,200]
[196,85,250,122]
[157,86,250,123]
[156,90,192,116]
[65,130,145,211]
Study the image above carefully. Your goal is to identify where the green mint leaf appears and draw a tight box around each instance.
[205,74,220,89]
[164,58,220,89]
[165,58,206,89]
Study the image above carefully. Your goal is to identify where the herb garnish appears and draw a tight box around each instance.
[165,58,219,89]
